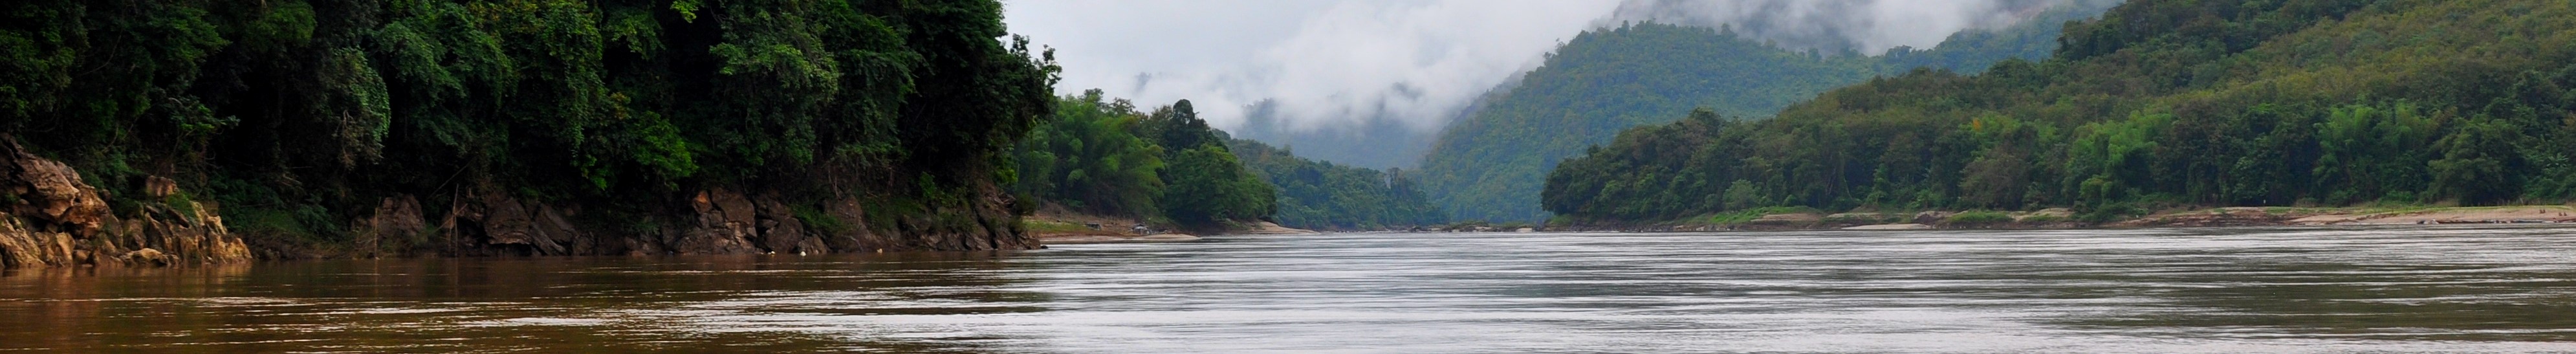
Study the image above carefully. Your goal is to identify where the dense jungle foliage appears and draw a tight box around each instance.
[0,0,1055,246]
[1012,91,1275,228]
[1228,138,1446,230]
[1544,0,2576,223]
[1417,3,2112,223]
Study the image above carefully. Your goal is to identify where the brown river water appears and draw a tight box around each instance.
[8,226,2576,353]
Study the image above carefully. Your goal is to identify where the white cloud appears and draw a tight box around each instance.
[1001,0,2079,134]
[1605,0,2075,54]
[1003,0,1622,131]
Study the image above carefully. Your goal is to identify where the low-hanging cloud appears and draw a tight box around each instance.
[1005,0,1621,133]
[1606,0,2089,54]
[1003,0,2090,137]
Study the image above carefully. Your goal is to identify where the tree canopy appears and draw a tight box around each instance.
[1545,0,2576,223]
[0,0,1056,244]
[1014,91,1275,229]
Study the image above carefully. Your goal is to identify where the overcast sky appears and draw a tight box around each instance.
[1001,0,2072,133]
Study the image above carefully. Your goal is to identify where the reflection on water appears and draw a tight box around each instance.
[8,226,2576,353]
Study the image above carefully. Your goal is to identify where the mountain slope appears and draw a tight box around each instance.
[1229,138,1446,230]
[1544,0,2576,222]
[1417,5,2106,222]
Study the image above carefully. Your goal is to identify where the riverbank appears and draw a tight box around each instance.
[1554,205,2576,232]
[0,133,1036,271]
[1021,208,1316,244]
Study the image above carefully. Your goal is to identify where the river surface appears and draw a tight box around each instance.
[9,226,2576,353]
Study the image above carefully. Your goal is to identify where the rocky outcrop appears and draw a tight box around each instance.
[0,135,1032,268]
[430,190,637,257]
[0,218,76,269]
[749,197,829,254]
[0,139,249,269]
[351,195,426,258]
[118,199,252,265]
[346,183,1027,259]
[675,189,759,255]
[866,182,1035,251]
[10,150,109,234]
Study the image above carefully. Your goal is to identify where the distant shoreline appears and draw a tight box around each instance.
[1023,211,1320,244]
[1030,205,2576,239]
[1547,206,2576,233]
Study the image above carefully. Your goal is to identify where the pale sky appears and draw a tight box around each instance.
[1001,0,2073,133]
[1003,0,1623,132]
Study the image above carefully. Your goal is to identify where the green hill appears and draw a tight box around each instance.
[1417,5,2108,222]
[1228,138,1445,230]
[1545,0,2576,223]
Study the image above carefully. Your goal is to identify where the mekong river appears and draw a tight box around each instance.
[10,226,2576,353]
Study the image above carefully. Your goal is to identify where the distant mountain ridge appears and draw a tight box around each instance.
[1417,3,2113,222]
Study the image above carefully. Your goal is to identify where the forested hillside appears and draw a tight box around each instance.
[1417,3,2110,223]
[1014,90,1445,231]
[1545,0,2576,223]
[0,0,1056,267]
[1228,138,1445,230]
[1013,91,1275,229]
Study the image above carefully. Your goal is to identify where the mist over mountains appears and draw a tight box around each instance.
[1602,0,2116,55]
[1412,1,2119,222]
[1005,1,2106,169]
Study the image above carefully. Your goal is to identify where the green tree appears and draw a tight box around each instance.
[1015,91,1164,217]
[1160,145,1274,227]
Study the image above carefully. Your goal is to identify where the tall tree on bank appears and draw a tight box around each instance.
[1014,93,1276,229]
[1143,100,1276,227]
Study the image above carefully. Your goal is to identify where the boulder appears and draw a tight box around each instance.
[353,195,427,257]
[141,175,179,198]
[4,142,111,233]
[675,189,758,255]
[752,197,827,254]
[134,201,250,265]
[0,138,246,269]
[119,248,173,267]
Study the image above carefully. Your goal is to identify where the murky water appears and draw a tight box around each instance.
[9,226,2576,353]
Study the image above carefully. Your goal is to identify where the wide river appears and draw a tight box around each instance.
[8,226,2576,353]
